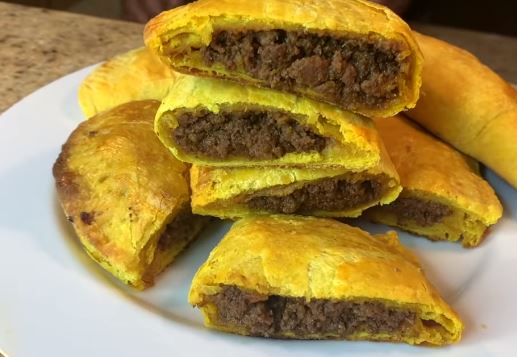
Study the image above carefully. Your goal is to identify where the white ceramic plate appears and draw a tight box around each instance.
[1,67,516,357]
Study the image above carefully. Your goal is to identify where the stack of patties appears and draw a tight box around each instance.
[57,0,512,346]
[144,0,426,219]
[154,76,402,218]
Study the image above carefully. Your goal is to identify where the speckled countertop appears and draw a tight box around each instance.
[1,2,516,113]
[0,2,143,113]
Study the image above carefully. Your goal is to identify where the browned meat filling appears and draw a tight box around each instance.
[388,197,453,227]
[206,285,416,338]
[157,206,206,251]
[172,108,327,160]
[201,30,406,109]
[247,175,387,214]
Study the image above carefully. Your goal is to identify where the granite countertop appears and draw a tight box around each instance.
[1,2,516,114]
[0,2,143,113]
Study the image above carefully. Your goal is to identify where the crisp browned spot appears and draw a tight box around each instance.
[80,211,95,225]
[52,143,81,199]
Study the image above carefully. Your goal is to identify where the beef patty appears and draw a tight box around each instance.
[201,29,406,109]
[172,108,327,160]
[247,175,387,214]
[387,197,453,227]
[206,285,416,338]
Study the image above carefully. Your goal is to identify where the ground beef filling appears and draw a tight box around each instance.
[201,30,405,108]
[172,108,327,160]
[157,207,201,251]
[206,286,416,338]
[388,197,453,227]
[247,176,386,214]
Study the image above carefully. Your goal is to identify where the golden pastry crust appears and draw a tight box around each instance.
[189,215,463,345]
[367,115,502,247]
[53,100,207,289]
[407,32,517,190]
[155,75,383,169]
[144,0,423,117]
[78,47,182,118]
[190,142,401,218]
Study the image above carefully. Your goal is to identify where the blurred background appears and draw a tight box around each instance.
[2,0,517,36]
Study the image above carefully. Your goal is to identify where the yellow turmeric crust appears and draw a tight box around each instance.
[155,75,383,170]
[367,115,502,247]
[408,32,517,190]
[78,47,182,118]
[144,0,423,117]
[53,100,207,289]
[189,141,401,218]
[189,215,463,344]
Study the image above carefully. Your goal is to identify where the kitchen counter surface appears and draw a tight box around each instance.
[0,2,142,113]
[1,2,516,113]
